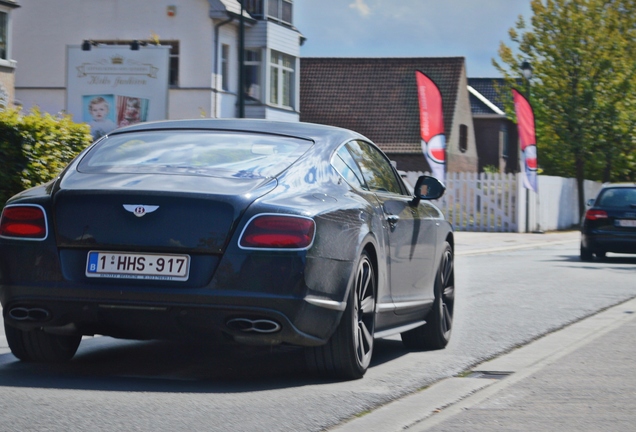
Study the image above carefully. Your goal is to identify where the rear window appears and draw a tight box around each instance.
[78,131,312,179]
[596,188,636,208]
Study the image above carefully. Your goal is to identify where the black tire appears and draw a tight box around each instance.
[580,243,593,261]
[305,251,376,380]
[401,242,454,350]
[4,321,81,362]
[595,251,606,259]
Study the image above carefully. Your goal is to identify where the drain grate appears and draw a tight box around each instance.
[465,371,513,380]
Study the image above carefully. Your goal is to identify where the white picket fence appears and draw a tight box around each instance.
[404,172,519,232]
[403,171,602,232]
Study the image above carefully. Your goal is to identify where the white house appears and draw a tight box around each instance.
[0,0,19,111]
[12,0,303,122]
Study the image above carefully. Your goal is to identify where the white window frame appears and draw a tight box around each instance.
[243,48,262,102]
[269,50,294,109]
[221,44,230,91]
[0,10,7,60]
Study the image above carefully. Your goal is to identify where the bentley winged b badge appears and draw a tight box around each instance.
[123,204,159,218]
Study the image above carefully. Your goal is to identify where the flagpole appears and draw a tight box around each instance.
[520,61,534,233]
[534,183,544,233]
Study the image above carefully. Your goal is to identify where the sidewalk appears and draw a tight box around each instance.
[454,230,579,256]
[332,230,636,432]
[333,296,636,431]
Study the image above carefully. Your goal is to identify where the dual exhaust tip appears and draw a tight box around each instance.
[8,307,51,322]
[226,317,281,334]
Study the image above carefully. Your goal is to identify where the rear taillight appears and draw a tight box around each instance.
[0,205,48,240]
[585,209,608,221]
[239,214,315,249]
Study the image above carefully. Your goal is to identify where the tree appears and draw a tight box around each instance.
[0,107,92,205]
[494,0,636,218]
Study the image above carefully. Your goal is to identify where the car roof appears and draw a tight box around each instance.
[601,183,636,189]
[109,118,368,144]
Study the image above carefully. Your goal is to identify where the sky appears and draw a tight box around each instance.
[294,0,533,77]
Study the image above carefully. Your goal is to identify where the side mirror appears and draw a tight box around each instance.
[586,199,595,207]
[411,175,445,206]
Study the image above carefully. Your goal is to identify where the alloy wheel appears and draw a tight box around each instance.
[438,246,455,337]
[353,255,375,370]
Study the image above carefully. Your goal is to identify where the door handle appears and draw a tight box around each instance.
[386,215,400,227]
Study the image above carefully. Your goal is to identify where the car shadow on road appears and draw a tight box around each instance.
[0,334,412,393]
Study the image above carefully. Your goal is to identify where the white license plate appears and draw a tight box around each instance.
[616,219,636,228]
[86,251,190,281]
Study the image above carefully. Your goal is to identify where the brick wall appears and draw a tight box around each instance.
[0,65,16,109]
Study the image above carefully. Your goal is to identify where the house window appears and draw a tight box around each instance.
[91,40,179,86]
[267,0,292,25]
[167,41,180,87]
[0,12,7,60]
[243,48,261,101]
[243,0,264,18]
[270,50,294,108]
[459,124,468,153]
[221,44,230,91]
[500,125,509,160]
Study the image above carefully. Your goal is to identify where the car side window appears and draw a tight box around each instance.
[332,146,368,190]
[345,140,403,195]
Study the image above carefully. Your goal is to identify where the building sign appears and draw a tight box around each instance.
[67,45,169,140]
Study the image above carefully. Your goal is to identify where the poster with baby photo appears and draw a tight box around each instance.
[83,94,117,140]
[116,96,149,128]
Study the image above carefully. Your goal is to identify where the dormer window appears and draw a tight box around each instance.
[242,0,292,26]
[242,0,264,18]
[268,0,292,24]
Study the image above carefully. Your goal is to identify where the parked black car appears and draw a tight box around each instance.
[0,119,454,380]
[580,183,636,260]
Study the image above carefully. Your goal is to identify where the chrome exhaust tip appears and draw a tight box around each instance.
[8,307,29,320]
[226,318,282,334]
[8,307,51,322]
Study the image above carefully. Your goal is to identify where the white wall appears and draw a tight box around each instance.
[521,175,602,232]
[168,89,213,119]
[12,0,214,115]
[14,89,65,116]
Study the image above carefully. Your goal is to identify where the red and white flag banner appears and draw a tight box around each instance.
[512,89,538,192]
[415,71,446,181]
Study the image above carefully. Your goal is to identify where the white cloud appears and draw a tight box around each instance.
[349,0,371,17]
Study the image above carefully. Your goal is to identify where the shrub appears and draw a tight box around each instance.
[0,107,92,205]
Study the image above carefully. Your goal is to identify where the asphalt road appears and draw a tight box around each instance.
[0,233,634,431]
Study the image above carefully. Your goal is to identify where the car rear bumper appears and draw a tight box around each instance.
[0,239,356,347]
[1,288,342,347]
[582,231,636,254]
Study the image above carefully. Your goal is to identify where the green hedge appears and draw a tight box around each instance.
[0,107,93,205]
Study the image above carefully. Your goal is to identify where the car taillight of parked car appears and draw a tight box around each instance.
[239,215,315,249]
[585,209,609,221]
[0,205,48,239]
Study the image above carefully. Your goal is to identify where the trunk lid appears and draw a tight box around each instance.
[54,172,276,253]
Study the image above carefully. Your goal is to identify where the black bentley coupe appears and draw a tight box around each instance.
[0,119,454,380]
